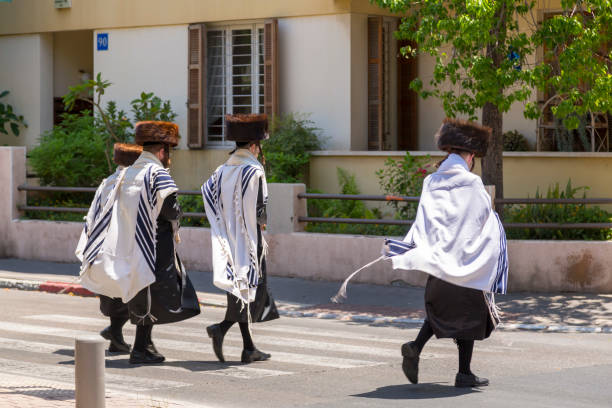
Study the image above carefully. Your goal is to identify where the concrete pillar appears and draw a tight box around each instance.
[0,147,26,257]
[75,337,105,408]
[266,183,307,233]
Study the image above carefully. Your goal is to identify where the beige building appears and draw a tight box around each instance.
[1,0,610,198]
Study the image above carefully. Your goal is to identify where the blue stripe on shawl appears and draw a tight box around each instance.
[202,177,217,216]
[491,213,508,294]
[382,239,417,257]
[82,210,112,254]
[225,263,233,280]
[241,166,258,197]
[135,194,155,273]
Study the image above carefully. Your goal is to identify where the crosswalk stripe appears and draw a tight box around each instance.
[25,314,405,344]
[0,357,189,392]
[0,322,382,369]
[156,359,292,378]
[0,335,292,379]
[24,314,402,358]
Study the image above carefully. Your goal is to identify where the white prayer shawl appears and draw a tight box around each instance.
[391,153,508,294]
[202,149,268,304]
[76,151,178,303]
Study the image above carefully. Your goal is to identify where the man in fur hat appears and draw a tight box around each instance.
[78,121,200,365]
[202,113,279,364]
[392,118,508,387]
[76,143,142,354]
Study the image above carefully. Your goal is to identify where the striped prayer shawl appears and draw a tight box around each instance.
[203,149,267,303]
[76,152,179,302]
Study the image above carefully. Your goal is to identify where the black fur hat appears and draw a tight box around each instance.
[225,114,269,142]
[435,118,491,157]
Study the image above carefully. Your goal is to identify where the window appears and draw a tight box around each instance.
[206,25,265,145]
[368,16,417,151]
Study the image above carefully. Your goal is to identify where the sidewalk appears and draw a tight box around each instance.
[2,258,612,332]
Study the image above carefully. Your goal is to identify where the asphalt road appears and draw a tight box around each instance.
[1,289,611,408]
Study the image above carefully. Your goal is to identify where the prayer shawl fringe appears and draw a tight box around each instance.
[76,152,178,304]
[202,149,268,304]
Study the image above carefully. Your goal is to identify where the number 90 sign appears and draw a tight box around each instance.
[97,33,109,51]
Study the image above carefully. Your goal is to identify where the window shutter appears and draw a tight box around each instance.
[368,16,383,151]
[397,40,418,150]
[188,24,206,148]
[264,19,279,118]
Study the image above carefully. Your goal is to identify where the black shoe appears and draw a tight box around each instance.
[241,348,271,364]
[100,326,131,354]
[206,324,225,362]
[455,372,489,387]
[129,349,165,364]
[401,341,419,384]
[145,341,164,360]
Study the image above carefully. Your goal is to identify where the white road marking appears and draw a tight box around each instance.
[0,322,383,369]
[0,357,189,392]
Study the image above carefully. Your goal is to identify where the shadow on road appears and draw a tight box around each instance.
[353,383,480,400]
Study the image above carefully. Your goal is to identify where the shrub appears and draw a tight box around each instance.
[504,180,612,240]
[262,113,324,183]
[29,112,109,187]
[305,168,407,236]
[503,130,530,151]
[376,152,432,220]
[178,195,210,227]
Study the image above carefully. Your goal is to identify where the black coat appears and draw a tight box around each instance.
[99,295,128,319]
[425,275,495,340]
[224,178,279,323]
[129,193,201,325]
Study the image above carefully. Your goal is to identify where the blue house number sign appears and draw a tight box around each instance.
[97,33,109,51]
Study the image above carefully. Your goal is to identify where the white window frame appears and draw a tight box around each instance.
[206,23,265,147]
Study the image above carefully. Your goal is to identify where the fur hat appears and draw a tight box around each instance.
[225,114,269,142]
[134,121,180,147]
[113,143,143,167]
[435,118,491,157]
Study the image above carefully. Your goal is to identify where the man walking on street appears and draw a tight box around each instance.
[76,142,142,354]
[202,114,279,364]
[390,119,508,387]
[78,121,200,365]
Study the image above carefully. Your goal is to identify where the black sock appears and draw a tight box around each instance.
[110,317,128,337]
[134,325,152,352]
[219,320,234,336]
[413,320,434,354]
[239,322,255,351]
[457,339,474,375]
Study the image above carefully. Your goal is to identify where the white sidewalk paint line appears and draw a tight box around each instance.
[0,357,189,392]
[0,322,382,369]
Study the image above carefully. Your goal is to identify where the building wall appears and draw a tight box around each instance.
[93,25,189,148]
[53,30,93,98]
[279,14,352,150]
[309,151,612,201]
[0,34,53,149]
[0,0,406,36]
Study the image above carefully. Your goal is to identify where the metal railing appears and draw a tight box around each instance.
[17,185,208,219]
[15,185,612,230]
[297,192,612,229]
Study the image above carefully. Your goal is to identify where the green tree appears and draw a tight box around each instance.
[0,90,27,137]
[372,0,612,207]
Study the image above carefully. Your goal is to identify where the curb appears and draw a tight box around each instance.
[1,277,610,334]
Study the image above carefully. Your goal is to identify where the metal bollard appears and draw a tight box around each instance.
[75,336,105,408]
